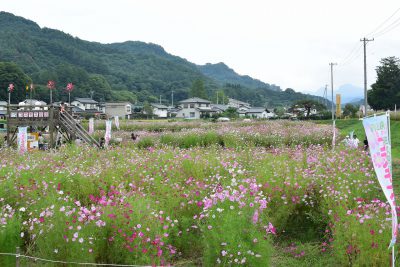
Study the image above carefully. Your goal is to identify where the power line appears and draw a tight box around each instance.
[339,42,362,65]
[366,7,400,37]
[373,16,400,38]
[340,44,363,67]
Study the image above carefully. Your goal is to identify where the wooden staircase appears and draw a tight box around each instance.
[58,111,100,147]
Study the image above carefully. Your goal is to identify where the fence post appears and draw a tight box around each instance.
[15,247,20,267]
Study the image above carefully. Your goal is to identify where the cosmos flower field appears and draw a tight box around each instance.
[0,121,396,266]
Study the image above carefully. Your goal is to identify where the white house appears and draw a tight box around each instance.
[176,97,212,119]
[71,98,99,111]
[104,102,132,119]
[151,103,168,118]
[18,99,47,110]
[0,101,7,110]
[0,101,7,119]
[240,107,275,119]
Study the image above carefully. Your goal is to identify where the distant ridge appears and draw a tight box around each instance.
[0,11,324,106]
[198,62,281,91]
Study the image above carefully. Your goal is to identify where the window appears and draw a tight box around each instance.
[190,112,195,118]
[184,104,188,108]
[126,105,131,113]
[206,104,209,107]
[182,113,185,117]
[190,104,195,108]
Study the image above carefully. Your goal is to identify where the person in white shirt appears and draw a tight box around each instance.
[352,134,360,148]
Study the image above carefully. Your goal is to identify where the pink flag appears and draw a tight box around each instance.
[8,83,14,92]
[66,83,74,92]
[47,80,55,89]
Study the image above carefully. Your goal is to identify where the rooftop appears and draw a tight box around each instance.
[179,97,211,104]
[74,98,98,104]
[151,103,168,109]
[105,102,132,106]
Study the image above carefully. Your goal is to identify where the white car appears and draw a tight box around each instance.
[217,117,230,122]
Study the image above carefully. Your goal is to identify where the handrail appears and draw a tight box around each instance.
[59,112,100,147]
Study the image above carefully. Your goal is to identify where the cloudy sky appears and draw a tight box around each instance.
[1,0,400,94]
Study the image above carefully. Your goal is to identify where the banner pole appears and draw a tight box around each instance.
[392,246,395,267]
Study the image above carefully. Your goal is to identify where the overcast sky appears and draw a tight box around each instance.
[1,0,400,94]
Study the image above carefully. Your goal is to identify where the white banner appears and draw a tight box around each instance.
[105,120,112,148]
[114,116,120,130]
[18,127,28,154]
[88,118,94,135]
[363,113,397,247]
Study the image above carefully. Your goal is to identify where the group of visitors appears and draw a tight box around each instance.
[343,133,369,151]
[343,134,360,148]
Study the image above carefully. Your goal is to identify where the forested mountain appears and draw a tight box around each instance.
[0,11,324,107]
[198,63,281,91]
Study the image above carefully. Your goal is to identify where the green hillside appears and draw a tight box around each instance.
[0,11,325,106]
[198,62,281,91]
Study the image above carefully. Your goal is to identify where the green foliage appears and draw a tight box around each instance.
[142,101,153,117]
[0,62,32,103]
[292,99,327,117]
[342,103,359,118]
[369,56,400,110]
[222,107,239,118]
[189,79,207,99]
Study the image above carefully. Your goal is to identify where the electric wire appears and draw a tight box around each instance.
[365,7,400,37]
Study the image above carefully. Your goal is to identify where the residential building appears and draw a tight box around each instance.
[211,104,229,114]
[240,107,275,119]
[0,101,7,119]
[151,103,168,118]
[176,97,212,119]
[71,98,99,111]
[18,99,47,110]
[228,98,251,109]
[104,102,133,119]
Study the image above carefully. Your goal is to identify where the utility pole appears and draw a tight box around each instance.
[159,95,162,104]
[322,84,328,109]
[171,91,174,107]
[360,37,374,117]
[217,92,219,105]
[329,63,337,121]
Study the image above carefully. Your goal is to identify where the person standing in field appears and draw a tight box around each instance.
[352,134,360,148]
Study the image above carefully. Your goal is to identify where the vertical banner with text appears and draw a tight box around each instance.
[114,116,120,130]
[88,118,94,135]
[105,120,112,148]
[363,113,397,247]
[336,94,341,118]
[18,127,28,154]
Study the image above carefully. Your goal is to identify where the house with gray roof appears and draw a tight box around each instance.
[240,107,275,119]
[150,103,168,118]
[176,97,213,119]
[71,98,99,111]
